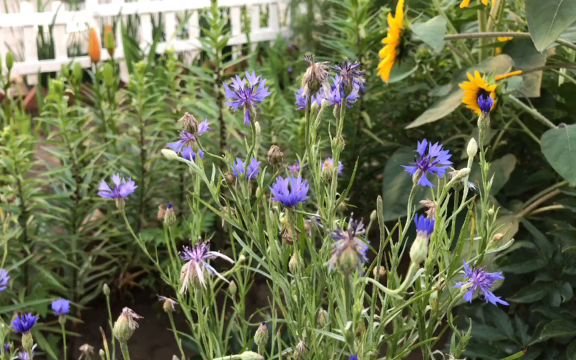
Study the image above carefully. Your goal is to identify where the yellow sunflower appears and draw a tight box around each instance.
[378,0,405,84]
[460,0,494,8]
[459,71,497,114]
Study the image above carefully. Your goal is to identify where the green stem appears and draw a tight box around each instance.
[508,95,557,129]
[168,312,186,360]
[105,293,116,360]
[119,342,131,360]
[61,321,67,360]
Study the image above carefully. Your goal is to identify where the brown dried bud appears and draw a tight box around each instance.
[267,145,284,165]
[225,172,235,184]
[372,266,387,280]
[420,199,436,219]
[281,226,300,245]
[492,233,504,242]
[178,113,199,134]
[302,54,330,95]
[157,205,166,220]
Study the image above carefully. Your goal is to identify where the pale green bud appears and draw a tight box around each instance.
[61,64,70,79]
[103,283,110,296]
[162,149,179,160]
[337,246,359,276]
[22,333,34,352]
[73,62,83,83]
[466,138,478,159]
[254,322,269,349]
[113,308,142,343]
[238,351,264,360]
[164,205,177,226]
[228,280,237,297]
[289,252,302,274]
[409,236,428,264]
[370,210,377,222]
[5,52,14,70]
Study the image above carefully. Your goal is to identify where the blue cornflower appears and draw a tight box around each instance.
[223,71,271,125]
[0,269,9,291]
[179,241,234,292]
[4,342,10,353]
[326,75,360,108]
[167,120,210,153]
[477,94,493,114]
[10,313,38,334]
[331,60,365,90]
[51,298,70,316]
[454,261,508,306]
[321,157,343,177]
[269,176,310,207]
[295,88,324,110]
[327,217,368,275]
[288,161,301,175]
[414,214,434,238]
[349,356,358,360]
[231,158,261,180]
[182,146,204,162]
[98,174,137,199]
[402,139,453,187]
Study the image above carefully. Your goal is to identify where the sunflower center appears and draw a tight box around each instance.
[476,88,491,101]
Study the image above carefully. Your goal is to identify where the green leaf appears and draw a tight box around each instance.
[521,219,554,259]
[501,351,527,360]
[510,282,550,303]
[567,339,576,360]
[471,324,508,341]
[412,16,447,53]
[388,60,419,84]
[538,319,576,341]
[488,306,514,339]
[502,38,548,97]
[381,147,433,221]
[526,0,576,52]
[541,124,576,185]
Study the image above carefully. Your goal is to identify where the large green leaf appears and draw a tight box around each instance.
[503,38,548,97]
[412,16,447,53]
[538,320,576,341]
[568,339,576,360]
[541,124,576,185]
[388,60,419,84]
[382,147,434,221]
[510,281,549,303]
[526,0,576,51]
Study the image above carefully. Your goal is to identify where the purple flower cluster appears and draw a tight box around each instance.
[325,76,361,108]
[179,242,234,291]
[231,158,261,180]
[98,174,137,200]
[402,139,452,187]
[331,61,366,90]
[454,261,508,306]
[478,95,493,114]
[52,298,71,316]
[223,71,271,125]
[10,313,38,334]
[167,120,210,153]
[0,269,9,291]
[269,176,310,207]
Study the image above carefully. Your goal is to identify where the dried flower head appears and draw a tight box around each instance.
[302,54,331,96]
[267,145,284,165]
[179,241,234,292]
[223,71,271,125]
[79,344,95,360]
[113,307,143,343]
[420,199,436,219]
[454,261,508,306]
[178,113,200,134]
[320,158,343,178]
[327,217,368,275]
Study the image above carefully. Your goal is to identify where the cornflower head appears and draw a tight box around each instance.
[269,176,310,207]
[349,356,358,360]
[157,295,179,313]
[167,120,210,153]
[331,60,365,91]
[288,161,301,175]
[231,158,261,180]
[454,261,508,306]
[179,241,234,292]
[302,54,331,95]
[10,314,38,334]
[477,94,493,115]
[51,298,70,316]
[402,139,452,187]
[295,88,324,110]
[327,217,368,275]
[113,307,143,343]
[17,345,36,360]
[4,342,10,353]
[320,157,343,178]
[98,174,137,209]
[0,269,9,291]
[182,146,204,162]
[326,75,360,108]
[409,215,434,264]
[223,71,271,125]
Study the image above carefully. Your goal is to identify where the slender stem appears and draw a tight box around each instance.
[444,32,576,51]
[524,181,569,207]
[516,189,561,219]
[105,293,116,360]
[529,204,565,215]
[508,95,557,129]
[119,342,131,360]
[61,321,67,360]
[168,312,186,360]
[477,9,488,61]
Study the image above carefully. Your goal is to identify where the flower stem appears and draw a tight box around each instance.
[508,95,557,129]
[61,321,67,360]
[105,292,116,360]
[168,312,186,360]
[119,342,131,360]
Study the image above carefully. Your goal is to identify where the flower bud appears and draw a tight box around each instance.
[488,207,495,216]
[22,332,33,352]
[255,121,261,137]
[466,138,478,159]
[228,280,237,297]
[88,28,101,64]
[162,149,179,160]
[225,172,235,184]
[372,266,386,279]
[113,308,142,343]
[5,52,14,70]
[50,79,65,96]
[337,246,359,276]
[255,187,262,198]
[370,210,377,222]
[162,298,178,314]
[115,197,125,211]
[289,252,302,274]
[294,340,308,359]
[99,349,105,359]
[492,233,504,242]
[104,24,115,57]
[410,236,428,264]
[73,62,83,83]
[238,351,264,360]
[164,203,177,226]
[103,283,110,296]
[254,322,269,349]
[103,62,114,88]
[317,309,329,328]
[238,254,247,263]
[267,145,284,165]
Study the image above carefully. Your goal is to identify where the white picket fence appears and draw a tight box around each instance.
[0,0,292,85]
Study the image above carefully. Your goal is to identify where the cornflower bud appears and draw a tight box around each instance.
[267,145,284,165]
[228,280,237,297]
[370,210,377,222]
[410,215,434,265]
[254,322,268,354]
[162,149,179,160]
[317,309,329,328]
[225,172,235,184]
[288,252,302,274]
[99,349,105,359]
[238,255,247,263]
[164,203,177,226]
[467,138,478,159]
[372,266,386,279]
[113,308,143,343]
[103,283,110,296]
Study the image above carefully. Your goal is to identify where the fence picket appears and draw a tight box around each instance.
[21,1,38,84]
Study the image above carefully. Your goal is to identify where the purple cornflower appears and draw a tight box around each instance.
[17,347,35,360]
[179,241,234,292]
[10,313,38,334]
[223,71,271,125]
[51,298,70,316]
[414,214,434,238]
[288,161,301,175]
[478,94,493,114]
[0,269,9,291]
[98,174,137,199]
[402,139,453,187]
[326,75,360,108]
[167,120,210,153]
[321,158,343,177]
[231,158,261,180]
[327,217,368,275]
[4,342,10,353]
[269,176,310,207]
[331,60,365,90]
[454,261,508,306]
[288,66,293,73]
[295,88,324,110]
[349,356,358,360]
[182,146,204,162]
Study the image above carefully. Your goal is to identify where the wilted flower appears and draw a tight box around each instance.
[157,295,179,313]
[269,176,310,207]
[327,217,368,275]
[223,71,271,125]
[267,145,284,165]
[179,241,234,292]
[403,139,452,187]
[0,269,9,291]
[294,339,308,359]
[51,298,70,316]
[331,61,365,90]
[320,158,343,178]
[409,215,434,264]
[182,146,204,162]
[378,0,405,84]
[454,261,508,306]
[88,28,101,63]
[460,0,493,8]
[79,344,95,360]
[231,158,261,180]
[420,199,436,219]
[302,54,331,95]
[98,174,137,200]
[317,309,329,327]
[113,307,143,343]
[11,314,37,334]
[178,113,199,134]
